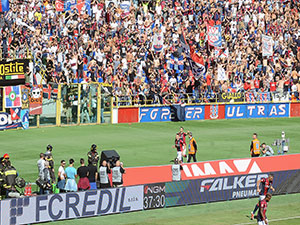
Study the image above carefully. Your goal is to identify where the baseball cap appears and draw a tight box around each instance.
[3,154,9,159]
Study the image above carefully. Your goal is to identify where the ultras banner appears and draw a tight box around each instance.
[165,170,300,207]
[0,186,143,225]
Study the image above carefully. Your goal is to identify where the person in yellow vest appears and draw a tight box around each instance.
[250,133,260,157]
[187,132,198,162]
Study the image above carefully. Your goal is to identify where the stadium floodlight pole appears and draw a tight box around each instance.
[56,84,62,126]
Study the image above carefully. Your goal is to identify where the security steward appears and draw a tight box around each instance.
[112,161,125,187]
[99,160,111,189]
[172,158,183,181]
[250,133,261,157]
[187,132,198,162]
[0,157,7,200]
[3,160,20,198]
[88,144,99,167]
[45,145,56,183]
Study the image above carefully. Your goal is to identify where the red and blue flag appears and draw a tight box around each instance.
[0,0,9,12]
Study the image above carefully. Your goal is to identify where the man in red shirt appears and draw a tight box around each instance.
[270,80,277,92]
[257,193,272,225]
[178,127,187,158]
[173,134,184,162]
[251,174,275,220]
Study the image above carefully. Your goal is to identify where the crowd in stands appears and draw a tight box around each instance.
[1,0,300,104]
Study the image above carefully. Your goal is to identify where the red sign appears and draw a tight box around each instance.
[204,104,225,120]
[291,102,300,117]
[118,107,139,123]
[123,154,300,186]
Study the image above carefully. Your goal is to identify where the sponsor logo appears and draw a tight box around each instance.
[199,174,269,199]
[210,105,218,119]
[182,159,262,178]
[9,197,30,225]
[144,184,166,194]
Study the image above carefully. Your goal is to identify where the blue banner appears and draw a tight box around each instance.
[185,106,205,121]
[139,107,171,122]
[165,170,300,207]
[225,103,290,119]
[225,104,247,119]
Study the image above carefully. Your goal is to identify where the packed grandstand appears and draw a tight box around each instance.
[1,0,300,105]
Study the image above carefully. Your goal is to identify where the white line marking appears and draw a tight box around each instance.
[233,215,300,225]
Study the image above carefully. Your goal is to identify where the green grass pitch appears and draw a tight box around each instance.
[1,117,300,224]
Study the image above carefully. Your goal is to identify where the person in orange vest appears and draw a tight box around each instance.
[187,132,198,163]
[250,133,260,157]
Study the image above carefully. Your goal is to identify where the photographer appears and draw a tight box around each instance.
[99,160,111,189]
[39,161,52,195]
[87,144,99,167]
[261,143,274,157]
[112,161,125,188]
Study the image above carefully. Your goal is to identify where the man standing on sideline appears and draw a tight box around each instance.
[45,145,55,184]
[37,153,45,184]
[187,132,197,162]
[250,133,261,157]
[77,158,90,191]
[57,160,66,193]
[88,144,99,167]
[178,127,187,158]
[251,174,275,220]
[87,162,98,190]
[112,161,125,187]
[173,134,184,162]
[99,160,111,189]
[172,158,183,181]
[65,159,78,192]
[257,193,272,225]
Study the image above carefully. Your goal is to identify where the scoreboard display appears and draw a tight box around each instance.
[0,59,29,86]
[143,183,166,210]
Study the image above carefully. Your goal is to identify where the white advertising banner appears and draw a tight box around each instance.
[0,186,143,225]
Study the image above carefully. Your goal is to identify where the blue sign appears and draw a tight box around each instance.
[225,104,247,119]
[246,104,268,118]
[225,103,290,119]
[268,103,289,118]
[185,106,205,121]
[139,107,171,122]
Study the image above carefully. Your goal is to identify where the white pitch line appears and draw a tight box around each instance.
[233,215,300,225]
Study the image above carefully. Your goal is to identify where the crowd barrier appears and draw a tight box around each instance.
[1,154,300,224]
[114,102,300,124]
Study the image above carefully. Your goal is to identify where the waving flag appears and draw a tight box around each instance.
[189,45,206,80]
[207,24,222,47]
[215,47,228,58]
[152,32,164,52]
[55,0,64,12]
[78,0,91,15]
[5,86,21,108]
[120,1,130,17]
[65,0,77,11]
[169,54,184,71]
[0,0,9,12]
[10,108,21,120]
[262,35,273,57]
[180,29,205,80]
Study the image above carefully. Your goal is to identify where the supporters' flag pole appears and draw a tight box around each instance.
[0,0,9,12]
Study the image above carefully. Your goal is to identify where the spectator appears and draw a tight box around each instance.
[87,161,98,190]
[57,160,66,193]
[64,159,78,192]
[77,158,90,191]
